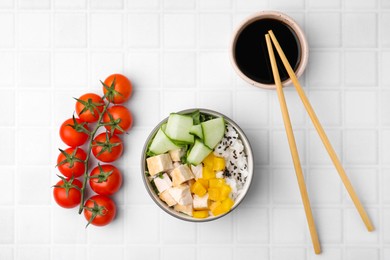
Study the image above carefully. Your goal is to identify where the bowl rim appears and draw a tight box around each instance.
[140,108,254,222]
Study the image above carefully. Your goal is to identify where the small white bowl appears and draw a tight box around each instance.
[141,109,254,222]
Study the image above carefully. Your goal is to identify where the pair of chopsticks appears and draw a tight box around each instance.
[265,30,374,254]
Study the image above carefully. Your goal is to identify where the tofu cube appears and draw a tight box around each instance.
[193,194,209,210]
[171,165,194,186]
[153,173,172,193]
[146,154,173,176]
[168,185,193,205]
[174,204,193,216]
[169,148,185,162]
[191,164,203,179]
[159,190,177,207]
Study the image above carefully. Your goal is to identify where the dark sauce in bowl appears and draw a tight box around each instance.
[234,18,301,84]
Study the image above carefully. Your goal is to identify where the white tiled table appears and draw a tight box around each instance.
[1,0,390,259]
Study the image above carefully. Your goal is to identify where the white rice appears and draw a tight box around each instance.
[214,124,248,199]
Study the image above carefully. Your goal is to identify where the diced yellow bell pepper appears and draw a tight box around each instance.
[197,178,209,189]
[213,156,226,172]
[191,181,207,197]
[219,185,232,200]
[208,188,221,201]
[209,178,225,188]
[202,166,216,180]
[210,201,225,216]
[193,210,209,219]
[221,198,234,212]
[203,153,215,168]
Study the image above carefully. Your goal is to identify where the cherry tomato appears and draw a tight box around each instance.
[89,164,122,196]
[83,195,116,227]
[53,177,82,208]
[75,93,105,123]
[59,117,89,147]
[57,147,87,178]
[102,74,132,104]
[103,105,133,135]
[92,132,123,162]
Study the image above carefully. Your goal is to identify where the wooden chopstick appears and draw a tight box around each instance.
[265,34,322,254]
[268,30,374,232]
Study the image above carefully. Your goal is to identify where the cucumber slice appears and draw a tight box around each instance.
[148,124,180,154]
[165,113,194,144]
[201,117,225,149]
[189,124,203,140]
[187,139,212,165]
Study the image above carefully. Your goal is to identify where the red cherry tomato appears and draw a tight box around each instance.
[92,132,123,162]
[75,93,105,123]
[53,177,82,208]
[89,164,122,196]
[59,117,89,147]
[102,74,132,104]
[83,195,116,227]
[57,147,87,178]
[103,105,133,135]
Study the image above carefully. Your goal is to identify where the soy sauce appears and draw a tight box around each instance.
[234,19,301,84]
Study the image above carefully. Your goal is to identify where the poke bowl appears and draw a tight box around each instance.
[141,109,254,222]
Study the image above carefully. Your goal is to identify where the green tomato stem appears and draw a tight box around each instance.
[78,100,110,214]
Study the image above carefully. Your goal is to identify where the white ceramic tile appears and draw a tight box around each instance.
[269,0,304,9]
[90,52,124,86]
[271,248,306,260]
[90,13,123,48]
[162,214,196,243]
[0,208,14,244]
[163,247,196,260]
[162,90,196,116]
[312,209,342,243]
[308,51,341,87]
[270,90,306,126]
[271,130,306,165]
[345,90,378,126]
[198,90,232,117]
[307,13,341,47]
[199,0,232,10]
[18,13,50,48]
[199,14,232,49]
[126,246,160,260]
[235,90,268,128]
[122,129,150,166]
[383,168,390,203]
[244,130,269,166]
[16,207,50,244]
[128,90,160,127]
[127,0,159,9]
[345,130,378,165]
[0,13,14,48]
[382,0,390,8]
[272,208,306,243]
[384,208,390,242]
[163,14,196,48]
[199,214,233,243]
[52,246,87,260]
[345,0,377,9]
[16,246,50,260]
[54,13,86,48]
[346,248,379,260]
[0,129,15,165]
[126,206,159,243]
[0,247,13,260]
[272,168,302,204]
[309,90,341,126]
[381,13,390,48]
[344,208,378,244]
[0,89,15,126]
[344,13,377,48]
[54,0,86,9]
[18,0,50,9]
[0,52,15,86]
[0,167,14,205]
[87,209,124,243]
[199,247,233,260]
[52,207,87,243]
[126,52,160,88]
[127,13,160,48]
[308,248,342,260]
[309,130,342,165]
[89,246,124,260]
[344,168,378,204]
[308,168,342,204]
[236,207,269,243]
[54,52,87,87]
[16,128,51,165]
[19,52,51,87]
[17,90,51,127]
[0,0,13,8]
[199,51,233,87]
[90,0,123,9]
[345,51,377,86]
[163,52,196,87]
[163,0,195,10]
[309,0,341,9]
[234,247,269,260]
[383,130,390,164]
[17,166,51,205]
[382,53,390,86]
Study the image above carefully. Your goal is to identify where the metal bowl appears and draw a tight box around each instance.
[141,108,254,222]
